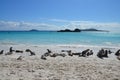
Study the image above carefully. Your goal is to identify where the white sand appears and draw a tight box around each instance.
[0,44,120,80]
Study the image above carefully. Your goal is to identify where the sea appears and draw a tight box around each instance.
[0,31,120,47]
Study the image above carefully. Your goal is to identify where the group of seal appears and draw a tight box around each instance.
[41,49,66,60]
[97,48,120,60]
[41,48,120,60]
[0,47,36,60]
[0,47,120,60]
[97,48,112,59]
[41,49,93,60]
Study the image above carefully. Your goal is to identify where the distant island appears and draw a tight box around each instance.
[29,29,39,31]
[57,28,81,32]
[29,29,54,32]
[57,28,109,32]
[28,28,109,32]
[81,28,109,32]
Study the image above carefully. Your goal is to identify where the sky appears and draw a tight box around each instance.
[0,0,120,32]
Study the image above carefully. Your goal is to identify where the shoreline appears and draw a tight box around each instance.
[0,42,120,48]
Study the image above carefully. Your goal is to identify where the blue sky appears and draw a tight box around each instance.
[0,0,120,32]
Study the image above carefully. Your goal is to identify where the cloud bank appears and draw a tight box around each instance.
[0,21,60,30]
[0,20,120,32]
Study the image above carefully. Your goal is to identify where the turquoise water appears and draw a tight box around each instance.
[0,31,120,47]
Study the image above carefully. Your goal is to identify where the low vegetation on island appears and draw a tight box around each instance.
[29,28,109,32]
[57,28,109,32]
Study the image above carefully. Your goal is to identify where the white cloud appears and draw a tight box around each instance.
[0,20,60,30]
[69,21,120,29]
[0,21,19,27]
[48,19,120,32]
[50,19,70,23]
[59,20,120,32]
[0,20,120,32]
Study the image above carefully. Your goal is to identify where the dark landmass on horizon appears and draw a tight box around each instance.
[57,28,81,32]
[0,28,109,32]
[57,28,109,32]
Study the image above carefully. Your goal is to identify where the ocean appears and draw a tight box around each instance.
[0,31,120,47]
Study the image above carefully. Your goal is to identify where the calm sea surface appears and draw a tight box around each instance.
[0,31,120,47]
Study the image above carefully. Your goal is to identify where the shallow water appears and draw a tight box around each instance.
[0,31,120,47]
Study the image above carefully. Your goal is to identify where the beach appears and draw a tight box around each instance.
[1,0,120,79]
[0,44,120,80]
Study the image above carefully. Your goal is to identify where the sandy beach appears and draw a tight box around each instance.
[1,0,120,80]
[0,44,120,80]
